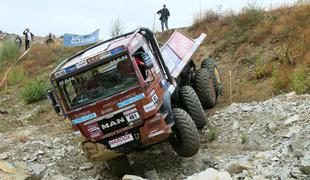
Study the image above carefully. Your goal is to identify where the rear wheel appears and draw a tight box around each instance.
[201,58,223,97]
[179,86,207,129]
[170,108,200,157]
[195,68,217,109]
[107,155,131,177]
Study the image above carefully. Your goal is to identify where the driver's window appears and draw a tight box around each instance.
[133,47,154,82]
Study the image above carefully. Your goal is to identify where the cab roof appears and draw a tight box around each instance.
[51,33,144,80]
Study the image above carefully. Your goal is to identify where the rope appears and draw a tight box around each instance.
[0,49,30,88]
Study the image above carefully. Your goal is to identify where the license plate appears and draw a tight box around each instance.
[109,134,134,148]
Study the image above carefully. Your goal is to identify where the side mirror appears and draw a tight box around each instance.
[142,52,154,69]
[46,89,61,115]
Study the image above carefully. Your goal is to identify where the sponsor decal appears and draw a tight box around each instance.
[55,69,66,78]
[100,107,114,115]
[143,102,156,113]
[64,64,77,74]
[109,133,134,148]
[75,110,91,119]
[110,46,125,55]
[76,59,88,68]
[101,117,126,130]
[125,112,140,123]
[117,93,145,108]
[86,123,103,139]
[71,113,97,125]
[152,94,159,104]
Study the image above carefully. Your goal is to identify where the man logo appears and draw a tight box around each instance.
[101,117,126,130]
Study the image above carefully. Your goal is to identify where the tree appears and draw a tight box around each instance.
[110,17,125,38]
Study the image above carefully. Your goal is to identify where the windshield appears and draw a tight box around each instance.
[58,55,138,109]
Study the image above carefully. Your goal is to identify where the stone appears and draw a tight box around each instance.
[225,161,252,174]
[186,168,232,180]
[0,107,8,114]
[267,122,277,134]
[0,161,16,173]
[144,169,159,180]
[79,162,93,171]
[27,162,47,176]
[293,150,304,159]
[241,106,253,112]
[300,153,310,175]
[283,126,301,138]
[122,175,147,180]
[0,161,32,179]
[284,115,299,126]
[232,122,239,130]
[0,152,8,160]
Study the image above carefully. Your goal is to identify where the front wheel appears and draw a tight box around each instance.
[170,108,200,157]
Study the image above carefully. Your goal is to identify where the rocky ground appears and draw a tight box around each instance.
[0,92,309,179]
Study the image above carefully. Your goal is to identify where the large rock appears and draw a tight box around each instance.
[122,175,147,180]
[0,161,46,180]
[186,168,232,180]
[225,160,253,174]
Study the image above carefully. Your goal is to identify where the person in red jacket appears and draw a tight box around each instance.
[135,56,147,79]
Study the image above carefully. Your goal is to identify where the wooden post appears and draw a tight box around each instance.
[4,78,7,93]
[229,70,232,104]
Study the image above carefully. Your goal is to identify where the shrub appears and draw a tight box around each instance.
[241,133,248,144]
[291,68,309,94]
[0,40,20,70]
[272,65,292,92]
[8,67,26,85]
[254,57,266,79]
[237,4,264,29]
[21,79,49,104]
[206,127,217,142]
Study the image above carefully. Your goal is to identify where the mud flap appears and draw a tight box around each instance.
[81,141,123,161]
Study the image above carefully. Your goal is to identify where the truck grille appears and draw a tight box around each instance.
[98,113,128,134]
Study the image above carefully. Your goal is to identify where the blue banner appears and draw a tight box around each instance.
[64,29,99,47]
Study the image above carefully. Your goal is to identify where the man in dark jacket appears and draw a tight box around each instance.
[157,4,170,32]
[23,28,34,50]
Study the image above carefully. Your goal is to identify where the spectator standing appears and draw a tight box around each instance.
[46,33,54,44]
[23,28,34,50]
[157,4,170,32]
[15,35,22,51]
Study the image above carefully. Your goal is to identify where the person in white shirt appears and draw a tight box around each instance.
[23,28,34,50]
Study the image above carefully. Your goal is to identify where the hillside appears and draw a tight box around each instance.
[156,3,310,108]
[0,3,309,179]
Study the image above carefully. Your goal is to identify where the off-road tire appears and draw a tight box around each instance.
[107,155,131,177]
[195,68,217,109]
[179,86,207,129]
[201,58,223,97]
[170,108,200,157]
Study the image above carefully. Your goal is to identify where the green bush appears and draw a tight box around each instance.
[21,79,49,104]
[254,57,265,79]
[291,69,309,94]
[0,40,20,70]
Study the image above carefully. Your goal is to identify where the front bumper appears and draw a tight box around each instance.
[81,113,172,161]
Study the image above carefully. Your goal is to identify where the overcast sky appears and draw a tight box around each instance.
[0,0,296,39]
